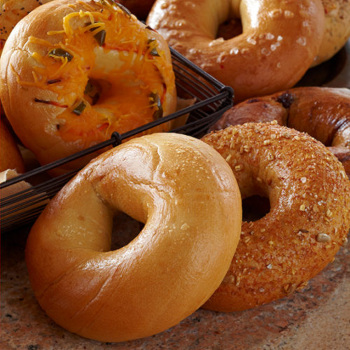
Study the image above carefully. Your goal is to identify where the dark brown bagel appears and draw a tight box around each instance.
[211,87,350,176]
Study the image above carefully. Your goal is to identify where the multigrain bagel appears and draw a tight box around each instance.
[25,132,242,342]
[0,0,177,171]
[313,0,350,66]
[147,0,325,101]
[202,123,350,312]
[211,87,350,176]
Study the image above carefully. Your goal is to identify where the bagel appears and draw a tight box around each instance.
[0,0,53,56]
[0,105,24,173]
[25,132,242,342]
[202,123,350,312]
[313,0,350,66]
[211,87,350,176]
[0,0,157,55]
[147,0,325,101]
[0,0,177,172]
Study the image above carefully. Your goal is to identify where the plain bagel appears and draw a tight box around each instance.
[25,132,242,342]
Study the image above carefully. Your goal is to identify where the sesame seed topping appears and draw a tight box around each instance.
[243,236,251,244]
[316,233,331,243]
[181,223,189,230]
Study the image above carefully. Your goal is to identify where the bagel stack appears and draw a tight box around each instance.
[211,87,350,177]
[0,0,349,345]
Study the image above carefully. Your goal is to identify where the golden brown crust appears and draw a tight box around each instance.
[147,0,325,101]
[0,0,53,56]
[313,0,350,66]
[202,123,350,312]
[25,132,242,342]
[0,0,177,173]
[0,117,24,173]
[211,87,350,176]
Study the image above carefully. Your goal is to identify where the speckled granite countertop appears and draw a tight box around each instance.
[1,226,349,350]
[1,41,350,350]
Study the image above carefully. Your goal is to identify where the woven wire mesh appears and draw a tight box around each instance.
[0,48,234,232]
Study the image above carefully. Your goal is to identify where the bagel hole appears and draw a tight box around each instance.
[84,79,111,105]
[217,18,242,40]
[111,212,144,250]
[242,195,270,222]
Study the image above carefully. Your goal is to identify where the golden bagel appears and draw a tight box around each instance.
[25,132,242,342]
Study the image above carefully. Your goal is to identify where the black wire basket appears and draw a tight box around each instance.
[0,47,234,233]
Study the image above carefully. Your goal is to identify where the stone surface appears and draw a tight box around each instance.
[1,214,349,350]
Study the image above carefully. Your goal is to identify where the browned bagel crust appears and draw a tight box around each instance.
[211,87,350,176]
[0,117,24,173]
[202,123,350,312]
[25,132,242,342]
[0,0,53,55]
[147,0,325,101]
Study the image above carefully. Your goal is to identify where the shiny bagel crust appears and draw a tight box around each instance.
[0,117,24,173]
[202,123,350,312]
[147,0,325,101]
[0,0,177,171]
[25,132,242,342]
[211,87,350,176]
